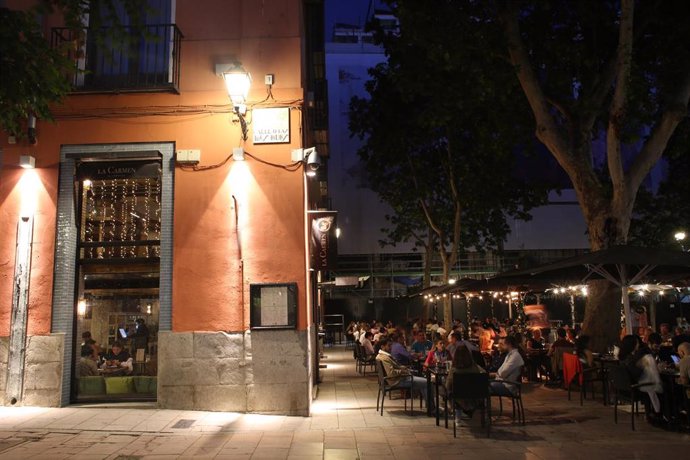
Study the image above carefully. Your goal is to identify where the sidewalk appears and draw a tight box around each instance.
[0,345,687,459]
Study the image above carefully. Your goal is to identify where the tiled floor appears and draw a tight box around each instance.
[0,345,687,459]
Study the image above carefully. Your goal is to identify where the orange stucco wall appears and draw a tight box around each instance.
[0,0,310,336]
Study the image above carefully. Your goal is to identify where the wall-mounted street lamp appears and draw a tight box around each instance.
[291,147,320,177]
[19,155,36,169]
[216,62,252,141]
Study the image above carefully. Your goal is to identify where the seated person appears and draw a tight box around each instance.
[445,345,485,426]
[376,338,433,410]
[78,344,99,377]
[548,327,574,380]
[424,339,450,368]
[102,341,133,375]
[619,335,664,423]
[489,335,524,397]
[361,331,375,357]
[390,333,414,365]
[677,342,690,392]
[81,331,101,360]
[487,337,507,372]
[411,332,433,357]
[672,327,690,351]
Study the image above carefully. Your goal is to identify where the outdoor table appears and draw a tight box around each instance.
[426,365,449,426]
[659,367,682,423]
[526,349,548,381]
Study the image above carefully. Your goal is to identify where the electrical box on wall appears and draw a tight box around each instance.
[176,149,201,164]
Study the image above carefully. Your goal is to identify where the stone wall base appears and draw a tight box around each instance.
[158,330,311,415]
[0,334,64,407]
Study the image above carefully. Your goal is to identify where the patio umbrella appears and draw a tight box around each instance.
[490,246,690,334]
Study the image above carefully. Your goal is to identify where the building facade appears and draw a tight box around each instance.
[0,0,326,415]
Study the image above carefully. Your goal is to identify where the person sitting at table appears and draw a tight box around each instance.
[478,326,494,353]
[672,327,690,352]
[361,331,375,357]
[619,334,664,425]
[457,330,479,353]
[390,332,414,365]
[373,327,387,343]
[376,338,433,411]
[81,331,102,361]
[446,344,485,426]
[677,342,690,388]
[424,339,450,369]
[447,331,460,359]
[78,344,99,377]
[575,335,594,367]
[646,333,666,361]
[489,335,524,397]
[411,331,433,357]
[527,329,545,351]
[102,341,133,375]
[548,327,574,382]
[659,323,673,343]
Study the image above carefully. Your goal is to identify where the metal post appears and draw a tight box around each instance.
[6,216,34,405]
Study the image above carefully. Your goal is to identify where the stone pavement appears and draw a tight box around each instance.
[0,345,688,459]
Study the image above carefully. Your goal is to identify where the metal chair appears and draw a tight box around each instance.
[354,342,375,376]
[448,372,491,438]
[375,360,413,416]
[563,353,608,406]
[491,376,525,425]
[607,365,654,431]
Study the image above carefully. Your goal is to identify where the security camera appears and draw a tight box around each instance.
[305,147,320,171]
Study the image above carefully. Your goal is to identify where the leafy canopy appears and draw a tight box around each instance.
[349,1,548,256]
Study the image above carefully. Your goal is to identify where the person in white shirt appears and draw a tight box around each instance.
[436,322,448,337]
[489,335,524,396]
[361,332,375,356]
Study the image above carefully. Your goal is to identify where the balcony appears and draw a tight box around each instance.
[51,24,183,93]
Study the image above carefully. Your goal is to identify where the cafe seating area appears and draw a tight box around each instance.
[77,375,157,399]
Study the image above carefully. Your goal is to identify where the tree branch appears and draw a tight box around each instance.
[498,2,572,170]
[628,73,690,194]
[606,0,634,191]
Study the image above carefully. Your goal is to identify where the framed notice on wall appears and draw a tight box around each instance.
[249,282,297,329]
[252,107,290,144]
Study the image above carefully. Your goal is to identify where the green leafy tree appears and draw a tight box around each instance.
[349,2,548,323]
[0,0,146,137]
[629,121,690,249]
[496,0,690,348]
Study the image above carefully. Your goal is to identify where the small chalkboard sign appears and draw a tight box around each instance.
[249,283,297,329]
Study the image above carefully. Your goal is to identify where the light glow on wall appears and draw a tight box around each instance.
[18,169,41,218]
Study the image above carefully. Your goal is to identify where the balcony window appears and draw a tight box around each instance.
[51,0,182,93]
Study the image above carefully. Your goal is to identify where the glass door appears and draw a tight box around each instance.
[73,160,161,401]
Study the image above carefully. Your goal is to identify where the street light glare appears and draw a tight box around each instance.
[674,231,686,242]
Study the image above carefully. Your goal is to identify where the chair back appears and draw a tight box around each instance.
[562,352,582,386]
[551,343,575,372]
[375,359,387,386]
[354,342,363,360]
[452,372,490,400]
[608,364,633,392]
[471,350,487,369]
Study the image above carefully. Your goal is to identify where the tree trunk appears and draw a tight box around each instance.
[581,279,621,352]
[579,206,629,351]
[441,259,452,325]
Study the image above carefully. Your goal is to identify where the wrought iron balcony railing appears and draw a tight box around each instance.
[51,24,182,93]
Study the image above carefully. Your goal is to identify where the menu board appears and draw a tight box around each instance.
[250,283,297,329]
